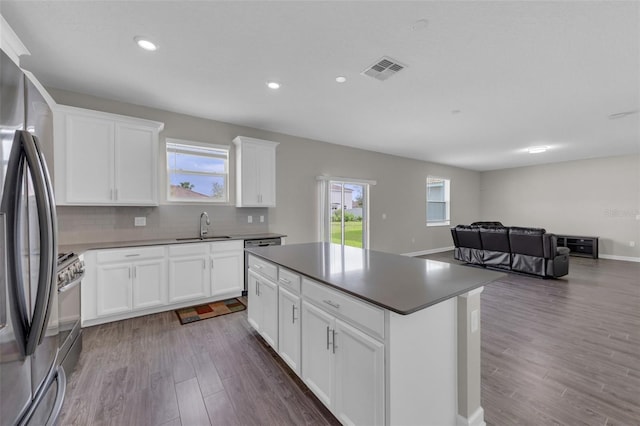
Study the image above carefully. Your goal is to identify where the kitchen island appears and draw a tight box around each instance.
[246,242,504,426]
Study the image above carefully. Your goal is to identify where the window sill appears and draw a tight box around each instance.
[426,221,451,227]
[164,199,231,206]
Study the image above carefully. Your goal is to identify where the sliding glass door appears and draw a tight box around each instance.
[320,179,369,249]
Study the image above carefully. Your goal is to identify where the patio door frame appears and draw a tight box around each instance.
[317,176,375,249]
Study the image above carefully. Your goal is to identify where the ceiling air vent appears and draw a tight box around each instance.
[361,56,406,81]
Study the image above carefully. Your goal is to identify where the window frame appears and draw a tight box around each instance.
[426,176,451,227]
[165,138,230,204]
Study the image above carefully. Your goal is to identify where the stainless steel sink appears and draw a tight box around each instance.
[175,235,232,241]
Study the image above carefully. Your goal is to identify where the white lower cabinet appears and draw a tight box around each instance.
[247,270,278,349]
[210,241,243,297]
[247,256,386,426]
[333,318,385,426]
[94,246,166,318]
[301,301,335,407]
[301,301,384,425]
[168,244,210,303]
[82,240,243,326]
[132,259,167,309]
[278,287,301,375]
[96,263,132,316]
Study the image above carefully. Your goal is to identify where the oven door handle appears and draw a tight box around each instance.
[58,275,83,294]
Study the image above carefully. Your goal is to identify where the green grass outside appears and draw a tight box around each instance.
[331,221,363,248]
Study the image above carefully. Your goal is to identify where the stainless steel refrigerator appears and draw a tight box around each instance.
[1,48,66,425]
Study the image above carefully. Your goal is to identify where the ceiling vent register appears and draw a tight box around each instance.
[362,56,406,81]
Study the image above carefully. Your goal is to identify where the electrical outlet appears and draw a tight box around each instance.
[134,217,146,227]
[247,215,253,224]
[260,215,264,223]
[471,309,479,333]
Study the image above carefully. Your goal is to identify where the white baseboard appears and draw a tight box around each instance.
[403,246,454,257]
[599,254,640,263]
[457,407,486,426]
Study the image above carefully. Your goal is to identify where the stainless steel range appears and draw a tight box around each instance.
[56,252,84,376]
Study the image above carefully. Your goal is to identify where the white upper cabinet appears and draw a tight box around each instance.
[233,136,279,207]
[54,105,164,206]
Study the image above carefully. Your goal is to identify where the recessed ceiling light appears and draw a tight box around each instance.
[335,76,347,83]
[266,81,281,90]
[527,146,549,154]
[134,36,157,51]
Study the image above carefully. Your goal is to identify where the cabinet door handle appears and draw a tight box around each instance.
[110,189,114,200]
[211,259,214,269]
[326,326,330,350]
[323,299,340,309]
[125,254,140,257]
[279,277,291,284]
[133,266,136,279]
[332,329,337,354]
[115,188,118,200]
[256,282,260,296]
[202,259,206,269]
[292,305,297,323]
[254,264,262,270]
[128,267,131,279]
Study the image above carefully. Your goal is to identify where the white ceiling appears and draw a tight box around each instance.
[2,1,638,171]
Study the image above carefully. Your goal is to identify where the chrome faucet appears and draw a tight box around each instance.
[200,212,210,239]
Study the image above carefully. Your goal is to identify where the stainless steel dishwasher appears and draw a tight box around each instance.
[244,238,281,294]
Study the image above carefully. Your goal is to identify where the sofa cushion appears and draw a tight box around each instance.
[479,226,510,252]
[471,221,504,227]
[509,227,546,257]
[455,225,483,249]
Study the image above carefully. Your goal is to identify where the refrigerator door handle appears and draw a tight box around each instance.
[0,212,6,331]
[46,366,66,426]
[17,365,66,426]
[22,131,57,354]
[0,131,30,355]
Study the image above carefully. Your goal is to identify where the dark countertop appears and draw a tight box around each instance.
[247,242,504,315]
[60,232,286,255]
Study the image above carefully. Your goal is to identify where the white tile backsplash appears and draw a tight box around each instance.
[57,205,269,245]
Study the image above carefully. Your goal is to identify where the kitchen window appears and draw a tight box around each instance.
[166,139,228,203]
[426,176,450,226]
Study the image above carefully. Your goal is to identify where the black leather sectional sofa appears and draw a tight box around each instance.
[450,222,570,278]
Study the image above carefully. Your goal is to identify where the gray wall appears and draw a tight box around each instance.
[480,154,640,259]
[49,88,480,254]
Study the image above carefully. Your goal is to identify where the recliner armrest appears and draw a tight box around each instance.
[556,247,570,256]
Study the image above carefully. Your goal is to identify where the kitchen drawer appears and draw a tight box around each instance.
[302,278,384,340]
[96,246,165,263]
[278,268,301,294]
[210,240,243,252]
[248,254,277,281]
[168,243,209,257]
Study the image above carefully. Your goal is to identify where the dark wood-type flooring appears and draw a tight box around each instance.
[423,252,640,426]
[59,253,640,425]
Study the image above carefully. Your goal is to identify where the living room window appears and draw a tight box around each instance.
[166,139,228,203]
[426,176,450,226]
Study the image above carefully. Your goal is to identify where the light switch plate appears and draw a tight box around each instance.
[260,215,264,223]
[248,215,253,224]
[134,217,146,227]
